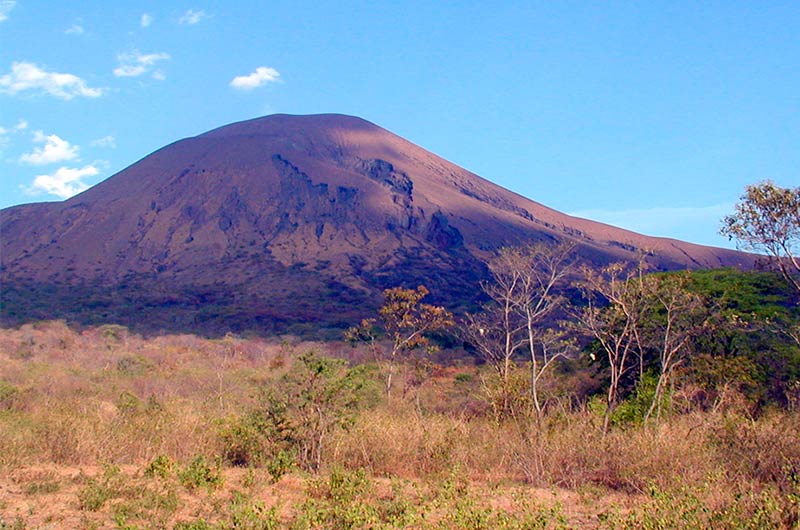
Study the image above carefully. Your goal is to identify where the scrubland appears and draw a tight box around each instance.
[0,320,798,529]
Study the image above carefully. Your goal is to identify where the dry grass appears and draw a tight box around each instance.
[1,321,799,529]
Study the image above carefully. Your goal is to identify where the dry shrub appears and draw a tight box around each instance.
[330,402,506,480]
[711,410,800,492]
[502,411,726,493]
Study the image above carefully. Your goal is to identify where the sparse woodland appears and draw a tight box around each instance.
[0,182,799,529]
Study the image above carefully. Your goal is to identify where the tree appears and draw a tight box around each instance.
[575,261,647,433]
[462,243,574,419]
[268,351,370,472]
[721,180,800,293]
[639,273,705,421]
[346,286,453,399]
[577,264,709,428]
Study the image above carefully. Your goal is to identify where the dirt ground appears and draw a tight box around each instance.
[0,464,639,529]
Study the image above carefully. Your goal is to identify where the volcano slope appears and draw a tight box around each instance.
[0,114,751,336]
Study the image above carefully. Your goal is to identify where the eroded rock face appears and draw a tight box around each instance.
[0,113,753,335]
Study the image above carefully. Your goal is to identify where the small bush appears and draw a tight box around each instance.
[116,355,154,376]
[0,381,19,410]
[266,449,295,482]
[178,456,223,491]
[228,491,280,530]
[144,454,175,479]
[77,465,124,511]
[219,413,270,467]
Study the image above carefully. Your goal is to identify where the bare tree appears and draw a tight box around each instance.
[514,243,575,419]
[462,242,574,419]
[640,273,705,421]
[575,261,647,433]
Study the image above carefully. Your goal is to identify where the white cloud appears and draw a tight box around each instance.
[90,135,116,148]
[140,13,153,27]
[25,164,99,199]
[113,50,170,78]
[179,9,208,25]
[65,24,85,35]
[0,62,105,99]
[230,66,281,90]
[20,131,80,165]
[0,0,15,22]
[15,119,27,131]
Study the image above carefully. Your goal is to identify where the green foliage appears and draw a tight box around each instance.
[111,485,179,528]
[78,465,125,511]
[583,267,800,413]
[454,372,473,383]
[178,456,223,491]
[219,412,272,467]
[115,391,143,415]
[439,496,569,530]
[266,449,295,482]
[598,484,789,530]
[144,455,175,479]
[611,372,662,427]
[721,180,800,292]
[265,351,375,472]
[681,268,800,407]
[293,467,408,530]
[227,491,281,530]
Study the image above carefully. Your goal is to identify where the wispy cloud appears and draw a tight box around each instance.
[65,24,85,35]
[19,131,80,165]
[569,203,734,243]
[113,50,170,79]
[0,62,105,99]
[179,9,208,25]
[0,0,15,22]
[24,164,100,199]
[230,66,281,90]
[90,135,116,148]
[0,119,27,153]
[140,13,153,28]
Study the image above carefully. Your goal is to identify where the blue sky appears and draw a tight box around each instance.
[1,1,798,248]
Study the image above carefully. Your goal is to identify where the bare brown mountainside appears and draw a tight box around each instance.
[1,114,752,336]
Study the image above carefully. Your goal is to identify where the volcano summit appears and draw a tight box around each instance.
[1,114,750,335]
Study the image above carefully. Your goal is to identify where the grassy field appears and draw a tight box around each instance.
[1,320,799,529]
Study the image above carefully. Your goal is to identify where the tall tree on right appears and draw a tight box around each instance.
[721,180,800,293]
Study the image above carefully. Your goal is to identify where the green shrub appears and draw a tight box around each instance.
[219,413,270,467]
[228,491,280,530]
[144,455,175,479]
[77,465,124,511]
[266,449,295,483]
[178,456,223,491]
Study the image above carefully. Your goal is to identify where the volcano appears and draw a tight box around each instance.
[1,114,751,336]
